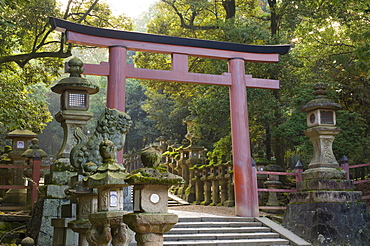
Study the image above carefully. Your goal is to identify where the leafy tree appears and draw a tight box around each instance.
[0,0,133,137]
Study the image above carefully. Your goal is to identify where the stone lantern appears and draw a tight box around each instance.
[283,84,370,245]
[2,130,37,206]
[123,147,184,246]
[83,139,134,246]
[301,84,342,169]
[51,57,99,165]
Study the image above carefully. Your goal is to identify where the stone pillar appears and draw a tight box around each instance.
[209,165,220,206]
[193,166,204,205]
[200,165,212,205]
[283,84,370,245]
[216,163,229,206]
[264,163,284,214]
[224,162,235,207]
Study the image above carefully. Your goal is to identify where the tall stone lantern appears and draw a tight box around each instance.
[51,57,99,166]
[283,84,370,245]
[301,84,342,169]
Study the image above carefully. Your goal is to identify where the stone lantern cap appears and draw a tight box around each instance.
[125,147,184,185]
[301,84,341,113]
[83,139,129,188]
[21,138,48,158]
[51,57,99,95]
[6,129,37,139]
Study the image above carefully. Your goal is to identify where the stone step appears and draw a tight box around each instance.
[173,221,263,228]
[167,226,272,234]
[178,216,255,222]
[162,238,290,245]
[164,232,281,241]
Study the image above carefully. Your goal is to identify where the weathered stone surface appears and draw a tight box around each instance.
[123,213,178,234]
[289,190,362,203]
[125,167,184,185]
[133,184,168,213]
[51,218,79,246]
[302,167,346,180]
[45,184,70,199]
[297,179,354,191]
[284,202,370,246]
[33,198,70,246]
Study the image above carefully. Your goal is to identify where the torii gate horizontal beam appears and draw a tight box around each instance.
[50,17,290,63]
[74,61,279,89]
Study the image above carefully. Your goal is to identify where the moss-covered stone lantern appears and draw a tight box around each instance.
[123,147,184,246]
[83,139,134,246]
[51,57,99,164]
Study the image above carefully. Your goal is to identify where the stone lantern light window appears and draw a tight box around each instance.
[61,89,89,110]
[307,109,335,127]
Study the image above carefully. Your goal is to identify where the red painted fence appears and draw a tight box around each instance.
[0,162,49,210]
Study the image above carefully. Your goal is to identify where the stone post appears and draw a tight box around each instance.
[224,162,235,207]
[264,162,284,214]
[200,165,212,205]
[216,162,229,206]
[209,165,220,206]
[123,147,183,246]
[192,165,204,205]
[283,84,370,245]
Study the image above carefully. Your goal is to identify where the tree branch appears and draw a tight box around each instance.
[0,50,72,68]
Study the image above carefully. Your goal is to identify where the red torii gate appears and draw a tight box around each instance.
[50,17,290,217]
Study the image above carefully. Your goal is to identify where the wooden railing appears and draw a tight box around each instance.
[340,156,370,200]
[256,165,302,210]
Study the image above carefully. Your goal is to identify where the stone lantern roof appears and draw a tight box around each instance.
[21,138,48,158]
[51,57,99,95]
[83,139,128,188]
[301,84,341,113]
[6,129,37,139]
[125,147,184,185]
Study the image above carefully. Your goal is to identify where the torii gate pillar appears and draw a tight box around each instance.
[229,58,259,217]
[50,17,290,217]
[107,46,126,111]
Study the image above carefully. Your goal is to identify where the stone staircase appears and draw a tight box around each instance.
[162,216,311,246]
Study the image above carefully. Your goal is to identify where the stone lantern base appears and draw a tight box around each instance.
[283,167,370,245]
[123,213,178,246]
[284,201,370,245]
[87,210,134,246]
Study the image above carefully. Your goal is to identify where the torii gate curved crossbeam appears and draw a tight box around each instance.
[50,17,290,217]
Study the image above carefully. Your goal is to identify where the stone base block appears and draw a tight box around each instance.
[297,179,354,192]
[289,190,362,203]
[51,218,79,246]
[302,167,346,180]
[283,202,370,246]
[45,185,70,199]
